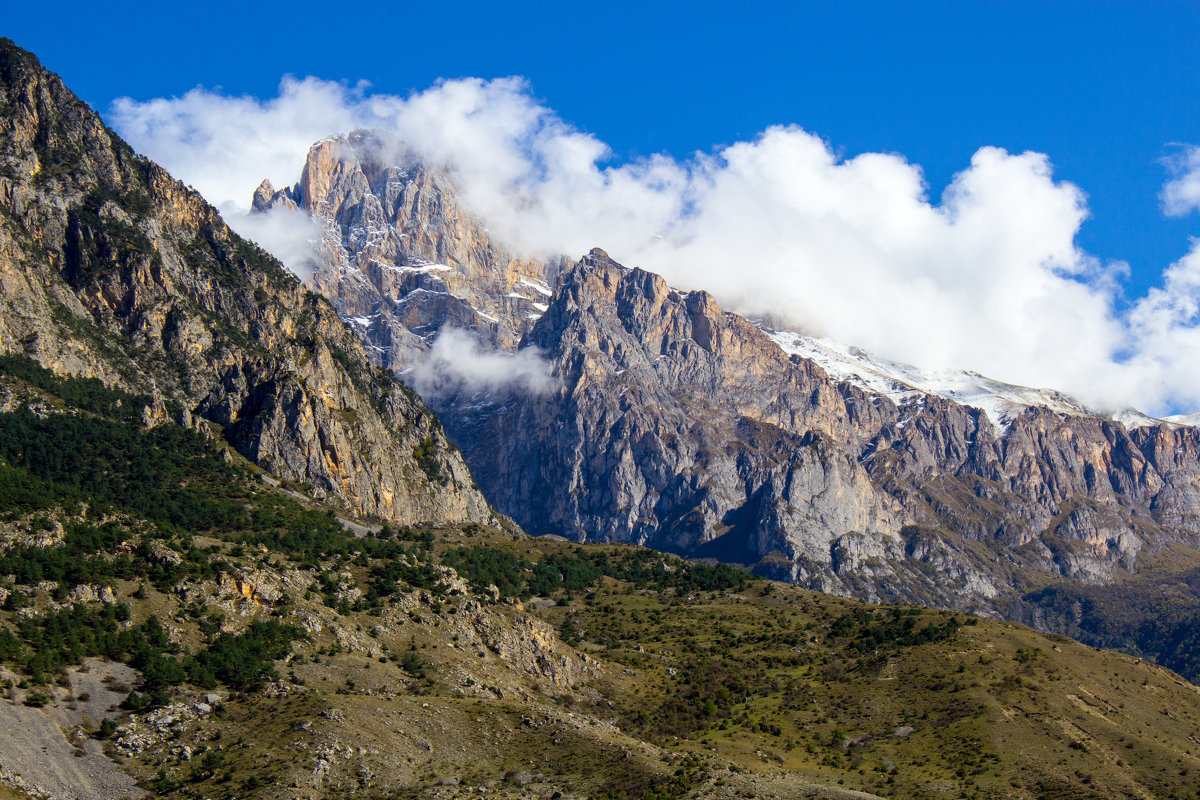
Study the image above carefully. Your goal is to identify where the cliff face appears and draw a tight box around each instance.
[443,251,898,560]
[0,40,492,525]
[432,250,1200,608]
[253,131,563,369]
[262,127,1200,613]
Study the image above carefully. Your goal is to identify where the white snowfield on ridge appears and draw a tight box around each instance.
[764,328,1197,434]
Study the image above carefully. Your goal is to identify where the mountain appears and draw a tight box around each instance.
[443,250,1200,593]
[3,37,1200,800]
[268,133,1200,678]
[0,42,491,526]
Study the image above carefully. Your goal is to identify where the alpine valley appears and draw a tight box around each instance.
[2,37,1200,800]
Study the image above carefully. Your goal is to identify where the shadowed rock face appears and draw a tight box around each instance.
[0,41,492,525]
[428,249,1200,609]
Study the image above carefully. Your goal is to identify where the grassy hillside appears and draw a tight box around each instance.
[1004,548,1200,684]
[0,359,1199,799]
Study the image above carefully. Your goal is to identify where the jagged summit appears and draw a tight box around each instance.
[253,130,565,370]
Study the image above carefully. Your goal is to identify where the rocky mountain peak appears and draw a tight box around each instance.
[254,130,563,369]
[251,178,296,212]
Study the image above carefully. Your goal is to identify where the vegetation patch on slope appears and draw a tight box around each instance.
[0,362,1198,800]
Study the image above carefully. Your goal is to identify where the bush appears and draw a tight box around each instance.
[400,650,427,679]
[95,718,117,739]
[189,620,305,692]
[22,690,48,708]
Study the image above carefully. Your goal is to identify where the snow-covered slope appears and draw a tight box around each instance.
[764,328,1195,432]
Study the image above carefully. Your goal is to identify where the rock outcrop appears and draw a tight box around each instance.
[0,40,492,525]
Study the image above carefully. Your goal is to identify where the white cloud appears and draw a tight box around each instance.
[110,78,1200,416]
[110,77,373,211]
[1123,239,1200,412]
[408,328,555,399]
[109,77,382,277]
[225,205,323,281]
[1161,145,1200,217]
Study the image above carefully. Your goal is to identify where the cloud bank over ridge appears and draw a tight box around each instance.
[407,328,556,400]
[110,77,1200,416]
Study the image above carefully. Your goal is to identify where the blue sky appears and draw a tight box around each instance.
[11,1,1200,300]
[8,2,1200,413]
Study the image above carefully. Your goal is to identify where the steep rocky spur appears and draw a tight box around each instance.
[0,40,491,525]
[253,130,564,369]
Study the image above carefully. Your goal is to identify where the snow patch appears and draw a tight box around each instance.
[382,262,452,274]
[518,278,554,297]
[1113,409,1167,430]
[764,328,1098,432]
[394,287,449,303]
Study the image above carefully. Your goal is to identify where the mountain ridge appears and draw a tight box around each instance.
[0,39,491,526]
[254,138,1200,680]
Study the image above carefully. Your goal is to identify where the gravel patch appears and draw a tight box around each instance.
[0,659,143,800]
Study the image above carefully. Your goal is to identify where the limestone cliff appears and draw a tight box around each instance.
[0,40,492,525]
[433,250,1200,611]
